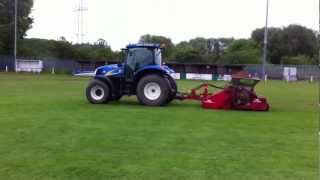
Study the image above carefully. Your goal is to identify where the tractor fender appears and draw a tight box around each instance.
[164,74,178,94]
[94,75,115,95]
[134,67,168,83]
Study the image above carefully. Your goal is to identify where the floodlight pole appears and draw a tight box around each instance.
[14,0,18,72]
[318,0,320,178]
[262,0,269,80]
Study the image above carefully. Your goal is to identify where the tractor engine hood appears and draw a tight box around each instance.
[95,64,123,76]
[95,64,175,77]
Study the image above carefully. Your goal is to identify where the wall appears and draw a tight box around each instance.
[0,55,14,71]
[245,64,320,80]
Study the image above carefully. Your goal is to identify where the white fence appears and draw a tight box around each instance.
[172,73,232,81]
[16,60,43,73]
[186,73,213,81]
[244,64,319,80]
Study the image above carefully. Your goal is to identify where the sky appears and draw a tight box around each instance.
[27,0,319,50]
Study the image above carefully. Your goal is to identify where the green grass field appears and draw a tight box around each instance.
[0,73,318,180]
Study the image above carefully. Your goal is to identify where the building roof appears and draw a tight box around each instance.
[126,44,160,49]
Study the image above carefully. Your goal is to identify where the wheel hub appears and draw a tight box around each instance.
[90,85,105,101]
[144,82,161,100]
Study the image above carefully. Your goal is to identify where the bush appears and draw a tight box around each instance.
[220,49,261,64]
[281,55,315,65]
[172,46,203,63]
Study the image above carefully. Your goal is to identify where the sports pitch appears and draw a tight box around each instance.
[0,73,318,180]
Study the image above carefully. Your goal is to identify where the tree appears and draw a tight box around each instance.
[227,39,259,52]
[59,36,67,42]
[220,39,261,64]
[139,34,174,60]
[252,24,317,64]
[282,25,317,58]
[89,47,114,61]
[172,37,234,64]
[0,0,33,54]
[188,37,209,54]
[18,38,119,62]
[220,50,260,64]
[173,45,202,63]
[95,38,109,48]
[19,38,56,58]
[52,41,75,59]
[281,55,316,65]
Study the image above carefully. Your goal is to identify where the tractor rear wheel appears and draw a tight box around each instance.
[86,79,110,104]
[136,75,170,106]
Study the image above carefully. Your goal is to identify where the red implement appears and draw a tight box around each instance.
[178,78,269,111]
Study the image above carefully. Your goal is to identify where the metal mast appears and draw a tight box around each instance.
[317,0,320,177]
[14,0,18,72]
[262,0,269,79]
[75,0,88,44]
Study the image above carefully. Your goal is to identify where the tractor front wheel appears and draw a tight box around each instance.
[86,79,110,104]
[136,75,170,106]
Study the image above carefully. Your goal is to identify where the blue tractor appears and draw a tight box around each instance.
[86,44,178,106]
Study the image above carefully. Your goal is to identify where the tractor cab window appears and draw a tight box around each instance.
[127,48,154,70]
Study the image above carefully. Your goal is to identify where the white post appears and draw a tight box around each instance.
[261,0,269,80]
[310,76,314,83]
[264,74,268,82]
[5,66,8,72]
[14,0,18,72]
[286,76,289,83]
[51,67,55,74]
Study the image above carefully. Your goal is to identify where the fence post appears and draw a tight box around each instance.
[310,76,314,83]
[264,74,268,82]
[5,66,8,72]
[51,67,55,74]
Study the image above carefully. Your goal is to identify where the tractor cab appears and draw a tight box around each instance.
[122,44,163,82]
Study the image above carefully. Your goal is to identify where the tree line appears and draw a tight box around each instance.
[0,0,318,65]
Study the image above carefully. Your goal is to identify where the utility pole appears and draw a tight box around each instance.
[262,0,269,80]
[14,0,18,72]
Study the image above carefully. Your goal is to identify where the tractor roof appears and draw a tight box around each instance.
[126,44,160,49]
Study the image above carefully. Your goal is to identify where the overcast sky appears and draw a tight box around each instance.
[27,0,319,50]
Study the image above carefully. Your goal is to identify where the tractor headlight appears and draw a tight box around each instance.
[106,71,113,76]
[105,69,121,76]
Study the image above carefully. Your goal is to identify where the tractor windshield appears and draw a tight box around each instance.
[154,48,162,65]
